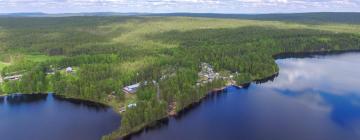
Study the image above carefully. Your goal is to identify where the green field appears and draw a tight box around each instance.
[0,15,359,139]
[0,62,8,71]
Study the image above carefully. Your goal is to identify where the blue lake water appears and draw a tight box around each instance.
[128,53,360,140]
[0,94,120,140]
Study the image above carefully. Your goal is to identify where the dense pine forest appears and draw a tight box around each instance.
[0,15,360,139]
[149,12,360,24]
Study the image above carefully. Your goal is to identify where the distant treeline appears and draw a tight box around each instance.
[1,12,360,24]
[147,12,360,24]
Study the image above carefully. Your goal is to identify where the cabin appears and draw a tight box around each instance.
[122,81,157,94]
[3,75,22,81]
[119,107,126,113]
[127,103,137,108]
[123,83,140,94]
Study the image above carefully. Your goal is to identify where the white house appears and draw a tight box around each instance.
[127,103,137,108]
[123,83,140,94]
[3,74,22,81]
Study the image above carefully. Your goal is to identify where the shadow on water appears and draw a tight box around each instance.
[5,94,47,106]
[237,72,279,90]
[0,96,4,104]
[53,95,109,112]
[253,73,279,85]
[122,119,170,140]
[0,93,109,112]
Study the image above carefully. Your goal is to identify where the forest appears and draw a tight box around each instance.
[149,12,360,24]
[0,15,360,139]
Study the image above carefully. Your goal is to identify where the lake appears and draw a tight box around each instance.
[127,53,360,140]
[0,94,120,140]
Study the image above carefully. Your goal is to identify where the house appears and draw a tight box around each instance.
[119,107,126,113]
[3,74,22,81]
[127,103,137,108]
[66,67,73,73]
[197,63,220,85]
[123,83,140,94]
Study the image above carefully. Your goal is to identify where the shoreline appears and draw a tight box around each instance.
[111,50,360,139]
[273,49,360,59]
[1,50,360,140]
[115,72,280,139]
[0,93,111,108]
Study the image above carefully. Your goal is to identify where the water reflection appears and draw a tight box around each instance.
[266,53,360,94]
[54,95,109,112]
[262,53,360,130]
[0,96,4,104]
[1,93,109,112]
[5,94,47,106]
[129,53,360,140]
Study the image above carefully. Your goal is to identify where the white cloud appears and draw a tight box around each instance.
[0,0,359,13]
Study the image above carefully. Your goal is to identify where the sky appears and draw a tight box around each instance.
[0,0,359,14]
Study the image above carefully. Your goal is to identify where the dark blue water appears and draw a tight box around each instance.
[128,53,360,140]
[0,94,120,140]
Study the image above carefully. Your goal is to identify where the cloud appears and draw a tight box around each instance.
[0,0,359,13]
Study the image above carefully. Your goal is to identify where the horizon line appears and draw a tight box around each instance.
[1,11,360,15]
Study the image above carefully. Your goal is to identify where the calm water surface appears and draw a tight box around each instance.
[0,94,120,140]
[128,53,360,140]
